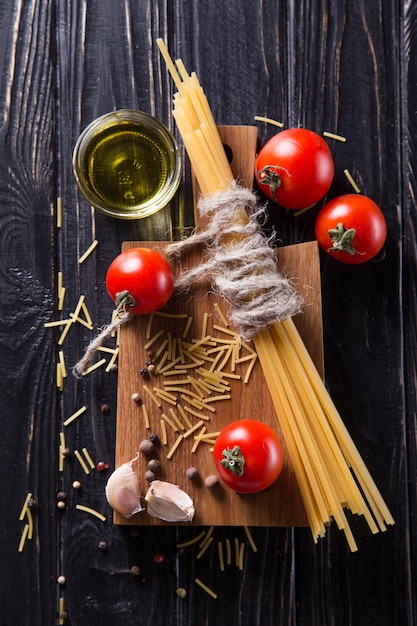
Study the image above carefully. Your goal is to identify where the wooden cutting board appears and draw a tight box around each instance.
[113,239,323,527]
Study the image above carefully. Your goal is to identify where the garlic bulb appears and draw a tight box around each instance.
[105,454,144,518]
[144,480,195,522]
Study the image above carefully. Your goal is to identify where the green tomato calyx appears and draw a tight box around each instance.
[115,290,137,316]
[220,445,245,477]
[327,222,365,256]
[256,165,282,200]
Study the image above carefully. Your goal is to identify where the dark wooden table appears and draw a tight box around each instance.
[1,1,415,624]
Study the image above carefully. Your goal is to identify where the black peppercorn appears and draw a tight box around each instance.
[144,470,155,482]
[139,439,155,455]
[204,475,220,489]
[186,467,199,480]
[148,458,161,473]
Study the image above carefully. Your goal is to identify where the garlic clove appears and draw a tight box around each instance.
[105,455,144,518]
[144,480,195,522]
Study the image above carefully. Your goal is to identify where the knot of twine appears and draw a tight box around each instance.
[166,183,303,341]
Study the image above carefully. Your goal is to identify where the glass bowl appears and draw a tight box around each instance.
[73,109,182,219]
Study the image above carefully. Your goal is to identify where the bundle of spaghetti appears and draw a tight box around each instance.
[157,39,394,550]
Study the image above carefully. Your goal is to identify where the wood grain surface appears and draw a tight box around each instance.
[114,240,322,528]
[0,1,415,625]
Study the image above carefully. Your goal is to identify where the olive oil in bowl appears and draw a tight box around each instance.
[73,110,181,219]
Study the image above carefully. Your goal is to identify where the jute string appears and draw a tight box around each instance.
[73,183,302,376]
[165,183,303,340]
[73,312,132,377]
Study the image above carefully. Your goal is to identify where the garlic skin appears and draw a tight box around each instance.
[144,480,195,522]
[105,455,144,518]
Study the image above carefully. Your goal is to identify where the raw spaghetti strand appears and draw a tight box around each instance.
[281,317,395,528]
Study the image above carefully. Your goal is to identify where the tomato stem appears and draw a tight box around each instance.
[220,445,245,477]
[115,290,137,316]
[327,222,364,256]
[256,165,281,200]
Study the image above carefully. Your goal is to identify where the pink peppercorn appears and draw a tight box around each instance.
[153,554,165,564]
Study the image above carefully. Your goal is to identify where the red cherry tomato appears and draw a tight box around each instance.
[315,194,387,264]
[106,247,174,314]
[213,420,284,494]
[255,128,334,210]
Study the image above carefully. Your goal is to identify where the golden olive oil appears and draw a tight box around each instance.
[84,125,169,210]
[73,110,181,219]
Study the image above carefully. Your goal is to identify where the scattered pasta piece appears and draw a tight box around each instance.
[218,541,225,571]
[74,450,90,474]
[141,403,150,429]
[57,319,73,346]
[169,407,185,430]
[145,312,154,339]
[58,351,67,378]
[59,432,66,472]
[183,405,210,421]
[161,413,179,433]
[225,538,232,565]
[154,311,188,319]
[78,239,98,264]
[144,329,164,350]
[56,197,62,228]
[244,526,258,552]
[182,316,193,338]
[343,168,360,193]
[195,578,217,599]
[183,420,205,439]
[19,493,33,520]
[177,404,193,429]
[199,526,214,547]
[82,358,106,375]
[56,362,64,391]
[323,131,347,142]
[176,530,206,548]
[58,597,65,626]
[166,434,184,459]
[44,319,71,328]
[238,542,245,570]
[214,303,229,326]
[18,524,30,553]
[160,419,168,445]
[76,504,106,521]
[243,354,258,384]
[69,312,93,330]
[254,115,284,128]
[64,405,87,427]
[234,538,240,567]
[196,536,214,559]
[105,347,119,372]
[142,385,162,408]
[81,447,95,469]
